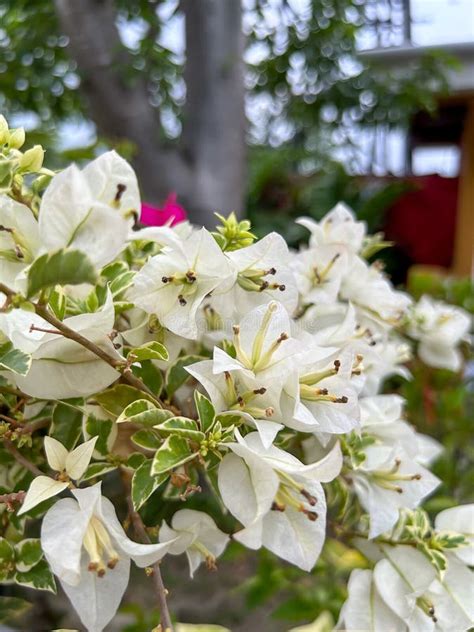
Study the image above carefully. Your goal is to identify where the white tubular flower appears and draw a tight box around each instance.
[18,437,97,515]
[159,509,229,577]
[359,394,442,466]
[129,228,235,339]
[435,504,474,566]
[210,232,298,319]
[373,545,474,631]
[296,202,366,254]
[41,483,174,632]
[0,291,120,399]
[0,195,41,289]
[340,256,412,326]
[290,243,348,306]
[336,568,406,632]
[350,445,440,538]
[218,431,342,571]
[408,296,471,371]
[38,151,139,268]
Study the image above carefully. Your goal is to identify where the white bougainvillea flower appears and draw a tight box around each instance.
[129,228,235,339]
[218,431,342,571]
[281,345,360,439]
[336,568,406,632]
[359,394,442,466]
[159,509,229,577]
[18,436,97,515]
[407,296,471,371]
[435,504,474,566]
[0,291,121,399]
[290,243,348,306]
[350,444,440,538]
[296,203,366,254]
[187,358,285,447]
[38,151,139,268]
[340,256,412,325]
[373,545,474,631]
[41,483,174,632]
[0,195,41,289]
[210,232,298,319]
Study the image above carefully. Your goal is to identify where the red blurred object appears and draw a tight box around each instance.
[140,193,187,227]
[384,175,459,267]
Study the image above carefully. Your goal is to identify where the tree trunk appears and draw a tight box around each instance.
[54,0,246,227]
[181,0,246,226]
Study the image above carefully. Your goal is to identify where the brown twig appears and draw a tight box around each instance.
[3,439,44,478]
[122,472,173,632]
[0,490,26,511]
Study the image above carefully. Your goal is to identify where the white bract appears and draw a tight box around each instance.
[41,483,174,632]
[408,296,471,371]
[18,437,97,515]
[218,431,342,571]
[129,227,235,339]
[159,509,229,577]
[296,202,366,254]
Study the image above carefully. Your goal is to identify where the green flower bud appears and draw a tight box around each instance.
[8,127,25,150]
[19,145,44,173]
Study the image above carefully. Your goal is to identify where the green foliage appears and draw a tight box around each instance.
[131,458,167,511]
[0,536,56,593]
[0,596,32,623]
[151,435,194,476]
[165,355,207,399]
[50,400,83,450]
[27,249,98,298]
[0,341,31,376]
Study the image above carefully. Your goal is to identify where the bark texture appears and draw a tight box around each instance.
[54,0,246,226]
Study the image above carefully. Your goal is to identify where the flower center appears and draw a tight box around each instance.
[83,516,120,577]
[237,266,285,293]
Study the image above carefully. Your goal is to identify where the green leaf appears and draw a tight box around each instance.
[82,462,117,481]
[131,459,168,510]
[85,414,115,456]
[14,559,56,593]
[27,249,97,298]
[51,401,83,450]
[117,399,173,426]
[132,360,163,396]
[0,342,31,376]
[128,341,169,362]
[165,355,205,398]
[95,384,155,417]
[0,596,32,622]
[152,435,194,476]
[14,539,42,572]
[109,270,135,297]
[0,537,15,580]
[126,452,147,470]
[131,429,161,450]
[194,391,215,433]
[156,417,205,442]
[48,287,66,319]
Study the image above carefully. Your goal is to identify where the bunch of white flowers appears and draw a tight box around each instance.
[0,118,471,632]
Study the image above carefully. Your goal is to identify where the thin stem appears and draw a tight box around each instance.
[0,282,163,407]
[3,439,44,477]
[0,490,26,508]
[122,472,173,631]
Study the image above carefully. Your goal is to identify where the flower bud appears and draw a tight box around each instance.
[19,145,44,173]
[8,127,25,149]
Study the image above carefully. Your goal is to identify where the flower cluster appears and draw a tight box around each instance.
[0,118,471,631]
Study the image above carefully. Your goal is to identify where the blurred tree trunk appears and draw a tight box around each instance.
[54,0,245,227]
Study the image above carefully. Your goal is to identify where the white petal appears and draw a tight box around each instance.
[44,436,68,472]
[253,419,283,449]
[339,568,406,632]
[261,481,326,571]
[96,495,173,567]
[66,436,98,480]
[18,476,69,515]
[218,452,279,526]
[435,504,474,565]
[41,496,92,585]
[428,554,474,631]
[60,552,130,632]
